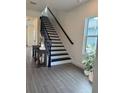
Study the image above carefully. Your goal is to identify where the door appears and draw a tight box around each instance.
[26,17,38,46]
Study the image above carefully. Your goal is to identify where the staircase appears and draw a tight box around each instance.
[40,16,71,67]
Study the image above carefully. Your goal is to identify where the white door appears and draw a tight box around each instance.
[26,17,37,46]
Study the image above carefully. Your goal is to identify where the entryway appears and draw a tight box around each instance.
[26,16,39,46]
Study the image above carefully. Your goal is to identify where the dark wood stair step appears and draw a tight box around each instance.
[51,49,66,51]
[42,21,51,22]
[43,23,53,26]
[51,57,71,62]
[46,28,55,30]
[48,35,59,37]
[48,33,58,35]
[50,38,61,41]
[44,26,54,28]
[51,53,68,56]
[51,42,62,44]
[47,30,56,32]
[44,25,55,27]
[43,20,50,22]
[51,45,64,47]
[49,36,59,38]
[44,25,53,27]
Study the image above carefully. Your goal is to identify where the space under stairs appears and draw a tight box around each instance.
[40,16,72,67]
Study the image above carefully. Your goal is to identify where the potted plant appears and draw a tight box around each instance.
[82,49,96,82]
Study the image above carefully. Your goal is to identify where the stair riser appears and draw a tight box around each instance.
[51,60,71,66]
[50,39,61,41]
[48,33,58,35]
[51,44,63,46]
[51,51,68,54]
[45,28,55,30]
[51,49,66,52]
[47,32,58,34]
[50,38,60,41]
[47,31,57,33]
[49,37,60,39]
[49,36,59,38]
[52,40,61,42]
[51,47,65,50]
[44,26,53,28]
[48,34,59,38]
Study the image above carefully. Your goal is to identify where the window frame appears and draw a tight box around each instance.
[83,16,98,55]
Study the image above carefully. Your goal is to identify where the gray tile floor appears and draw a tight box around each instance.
[26,47,92,93]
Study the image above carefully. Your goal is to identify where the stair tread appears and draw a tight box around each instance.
[51,53,68,56]
[48,33,58,35]
[47,32,56,33]
[45,27,54,28]
[49,35,59,37]
[46,28,56,31]
[47,31,56,32]
[51,49,66,51]
[51,57,71,62]
[47,45,64,48]
[48,32,57,34]
[44,26,55,29]
[51,45,64,47]
[43,24,53,26]
[43,22,51,23]
[50,38,60,40]
[44,25,53,27]
[47,29,56,33]
[51,42,62,44]
[50,38,61,41]
[46,29,55,30]
[43,22,50,24]
[49,35,59,38]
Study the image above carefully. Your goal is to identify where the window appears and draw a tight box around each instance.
[82,17,98,82]
[85,17,98,55]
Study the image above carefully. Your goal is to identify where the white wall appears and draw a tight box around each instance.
[50,0,98,68]
[26,9,41,17]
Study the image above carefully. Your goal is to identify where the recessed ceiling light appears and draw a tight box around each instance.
[30,1,37,5]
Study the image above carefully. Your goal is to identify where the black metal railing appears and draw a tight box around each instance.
[47,7,74,45]
[40,17,52,67]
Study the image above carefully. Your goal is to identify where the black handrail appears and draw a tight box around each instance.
[47,7,74,45]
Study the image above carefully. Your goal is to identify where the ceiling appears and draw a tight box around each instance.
[26,0,88,12]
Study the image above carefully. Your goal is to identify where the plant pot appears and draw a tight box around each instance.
[84,70,90,76]
[88,71,93,82]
